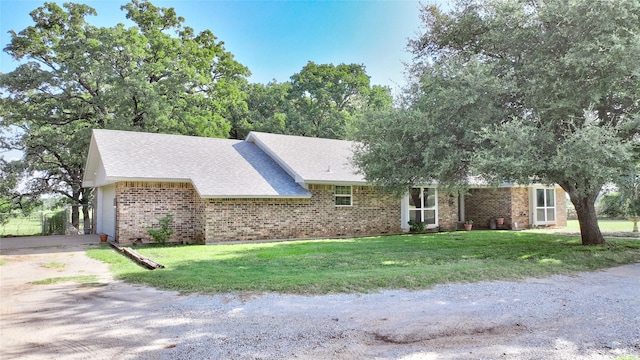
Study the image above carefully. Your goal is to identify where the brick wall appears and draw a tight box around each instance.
[465,187,567,229]
[509,187,530,229]
[437,193,459,231]
[114,182,402,244]
[555,187,568,227]
[465,188,514,229]
[203,184,402,243]
[115,182,200,244]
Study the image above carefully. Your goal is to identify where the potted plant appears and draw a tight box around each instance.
[99,233,108,242]
[496,217,505,226]
[464,220,473,231]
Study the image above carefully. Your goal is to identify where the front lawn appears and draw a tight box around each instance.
[87,231,640,295]
[565,219,639,235]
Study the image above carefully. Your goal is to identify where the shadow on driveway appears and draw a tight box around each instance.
[0,235,102,255]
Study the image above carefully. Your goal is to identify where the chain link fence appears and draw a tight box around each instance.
[0,205,93,237]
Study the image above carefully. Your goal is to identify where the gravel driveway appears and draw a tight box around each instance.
[1,237,639,360]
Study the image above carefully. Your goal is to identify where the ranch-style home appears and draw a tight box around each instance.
[82,129,566,244]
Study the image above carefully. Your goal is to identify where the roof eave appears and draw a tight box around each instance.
[200,194,312,199]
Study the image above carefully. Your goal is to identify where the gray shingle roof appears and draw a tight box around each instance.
[246,132,365,184]
[83,130,311,198]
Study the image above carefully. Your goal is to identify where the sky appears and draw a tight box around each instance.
[0,0,449,161]
[0,0,451,90]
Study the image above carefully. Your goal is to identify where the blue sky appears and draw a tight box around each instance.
[0,0,450,90]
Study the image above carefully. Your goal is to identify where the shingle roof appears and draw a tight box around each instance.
[83,130,311,198]
[246,132,365,184]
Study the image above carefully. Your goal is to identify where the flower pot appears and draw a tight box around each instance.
[99,233,108,242]
[496,217,505,226]
[464,224,473,231]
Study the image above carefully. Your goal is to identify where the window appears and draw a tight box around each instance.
[335,185,352,206]
[409,187,438,226]
[535,188,556,224]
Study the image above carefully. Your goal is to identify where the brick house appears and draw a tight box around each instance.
[82,130,566,244]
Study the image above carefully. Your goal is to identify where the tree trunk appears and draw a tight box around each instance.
[569,193,606,246]
[83,204,91,234]
[71,204,80,229]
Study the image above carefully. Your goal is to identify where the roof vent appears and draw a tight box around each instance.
[327,165,332,173]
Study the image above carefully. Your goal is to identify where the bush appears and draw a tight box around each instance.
[408,220,426,233]
[147,212,174,245]
[44,210,66,235]
[598,192,625,218]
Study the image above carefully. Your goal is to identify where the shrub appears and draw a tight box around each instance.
[408,220,426,233]
[44,210,66,235]
[147,212,174,245]
[598,192,624,218]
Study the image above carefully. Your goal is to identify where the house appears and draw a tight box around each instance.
[82,130,566,244]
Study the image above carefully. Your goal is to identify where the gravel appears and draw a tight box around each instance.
[1,244,639,360]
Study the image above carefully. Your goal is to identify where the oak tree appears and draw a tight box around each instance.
[354,0,640,245]
[0,1,249,227]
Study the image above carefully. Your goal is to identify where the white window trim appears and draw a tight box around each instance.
[530,187,556,226]
[335,185,353,207]
[407,187,439,229]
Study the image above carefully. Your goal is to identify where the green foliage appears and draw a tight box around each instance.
[0,1,249,221]
[231,81,293,139]
[287,61,392,139]
[147,212,174,245]
[87,232,640,294]
[229,63,393,140]
[407,220,426,233]
[43,210,66,235]
[354,0,640,245]
[598,192,625,218]
[617,165,640,218]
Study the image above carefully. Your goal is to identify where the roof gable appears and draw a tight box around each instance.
[82,130,311,198]
[246,132,365,184]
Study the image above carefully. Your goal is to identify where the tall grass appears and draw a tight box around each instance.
[87,231,640,295]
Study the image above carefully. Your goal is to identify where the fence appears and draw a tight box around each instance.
[0,205,93,237]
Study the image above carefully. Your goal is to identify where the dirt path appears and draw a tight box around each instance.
[1,241,639,360]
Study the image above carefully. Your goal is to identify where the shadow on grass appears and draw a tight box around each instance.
[88,231,640,295]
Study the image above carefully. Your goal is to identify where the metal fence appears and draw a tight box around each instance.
[0,205,93,237]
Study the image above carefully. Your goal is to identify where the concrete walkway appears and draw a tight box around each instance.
[0,234,101,251]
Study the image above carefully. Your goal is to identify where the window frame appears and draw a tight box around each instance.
[408,187,438,228]
[334,185,353,207]
[533,187,556,225]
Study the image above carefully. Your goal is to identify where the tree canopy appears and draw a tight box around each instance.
[0,0,249,226]
[353,0,640,245]
[230,62,393,140]
[0,0,393,229]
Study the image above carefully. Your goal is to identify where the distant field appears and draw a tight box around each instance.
[0,214,44,236]
[0,210,92,237]
[565,219,638,233]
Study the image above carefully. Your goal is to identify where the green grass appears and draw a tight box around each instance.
[564,220,639,237]
[41,261,67,269]
[0,260,6,266]
[0,215,44,236]
[30,275,99,285]
[86,231,640,295]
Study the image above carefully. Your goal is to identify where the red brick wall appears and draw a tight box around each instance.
[509,187,530,229]
[202,184,401,243]
[115,182,199,243]
[465,188,515,229]
[114,182,401,244]
[465,186,567,229]
[437,193,459,231]
[555,188,568,227]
